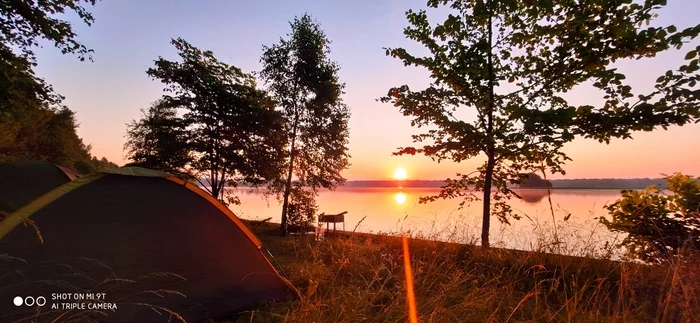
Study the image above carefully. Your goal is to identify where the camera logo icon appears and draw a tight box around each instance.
[13,296,46,307]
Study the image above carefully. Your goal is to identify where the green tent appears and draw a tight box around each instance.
[0,160,78,214]
[0,167,297,322]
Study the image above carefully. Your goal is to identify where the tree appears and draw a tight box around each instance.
[0,101,116,173]
[1,104,83,164]
[0,0,114,172]
[0,0,97,109]
[124,100,193,178]
[73,147,119,175]
[602,173,700,263]
[380,0,700,247]
[518,173,553,188]
[260,14,351,234]
[139,38,287,204]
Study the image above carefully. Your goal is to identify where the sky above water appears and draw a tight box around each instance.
[34,0,700,180]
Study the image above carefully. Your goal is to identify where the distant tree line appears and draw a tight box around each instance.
[0,0,117,175]
[551,178,669,189]
[341,177,669,189]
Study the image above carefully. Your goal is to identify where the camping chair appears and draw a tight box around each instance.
[318,211,347,235]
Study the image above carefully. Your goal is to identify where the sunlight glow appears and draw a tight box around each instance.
[393,167,408,180]
[394,192,407,205]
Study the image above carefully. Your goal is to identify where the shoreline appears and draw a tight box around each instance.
[243,219,627,268]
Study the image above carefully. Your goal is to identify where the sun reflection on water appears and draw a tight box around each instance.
[394,192,407,205]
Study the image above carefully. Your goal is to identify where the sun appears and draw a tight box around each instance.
[393,167,408,180]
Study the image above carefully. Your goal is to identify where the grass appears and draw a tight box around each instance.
[233,220,699,323]
[3,212,697,322]
[0,255,188,322]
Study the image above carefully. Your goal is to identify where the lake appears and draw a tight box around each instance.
[229,187,626,256]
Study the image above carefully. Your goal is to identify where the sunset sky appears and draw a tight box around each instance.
[34,0,700,180]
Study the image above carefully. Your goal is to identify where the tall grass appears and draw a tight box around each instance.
[0,255,188,322]
[236,220,699,322]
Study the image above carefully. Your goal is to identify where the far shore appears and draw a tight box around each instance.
[220,178,669,190]
[229,185,647,190]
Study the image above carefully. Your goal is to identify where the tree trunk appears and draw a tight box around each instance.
[212,185,221,202]
[482,0,495,249]
[481,153,495,248]
[211,169,220,201]
[280,116,299,235]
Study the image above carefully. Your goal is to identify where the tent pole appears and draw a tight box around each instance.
[264,247,289,278]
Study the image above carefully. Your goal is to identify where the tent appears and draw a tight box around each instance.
[0,167,297,322]
[0,160,79,214]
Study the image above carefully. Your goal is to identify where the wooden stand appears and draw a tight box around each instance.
[319,211,347,233]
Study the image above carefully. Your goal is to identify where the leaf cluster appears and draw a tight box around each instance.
[602,173,700,263]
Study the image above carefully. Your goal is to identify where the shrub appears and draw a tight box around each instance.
[602,173,700,263]
[286,186,318,232]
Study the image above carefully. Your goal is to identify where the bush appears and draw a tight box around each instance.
[601,173,700,263]
[286,186,318,232]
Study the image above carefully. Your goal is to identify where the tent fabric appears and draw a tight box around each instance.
[0,160,78,214]
[0,171,297,322]
[101,166,173,177]
[0,173,104,239]
[54,164,80,180]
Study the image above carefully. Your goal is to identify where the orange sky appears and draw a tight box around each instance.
[348,125,700,180]
[32,0,700,180]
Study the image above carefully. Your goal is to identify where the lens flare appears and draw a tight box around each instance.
[403,234,418,323]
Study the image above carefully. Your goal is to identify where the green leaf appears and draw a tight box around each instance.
[686,50,697,60]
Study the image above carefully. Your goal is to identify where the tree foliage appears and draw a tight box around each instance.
[129,38,287,203]
[381,0,700,247]
[123,100,192,178]
[260,14,351,232]
[1,0,98,109]
[2,104,80,162]
[0,102,117,174]
[602,173,700,263]
[0,0,114,172]
[286,182,319,231]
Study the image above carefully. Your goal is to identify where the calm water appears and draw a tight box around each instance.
[229,188,625,254]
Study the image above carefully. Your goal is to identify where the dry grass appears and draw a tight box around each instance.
[233,221,700,323]
[0,255,189,322]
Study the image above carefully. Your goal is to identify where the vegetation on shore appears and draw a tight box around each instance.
[233,221,699,322]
